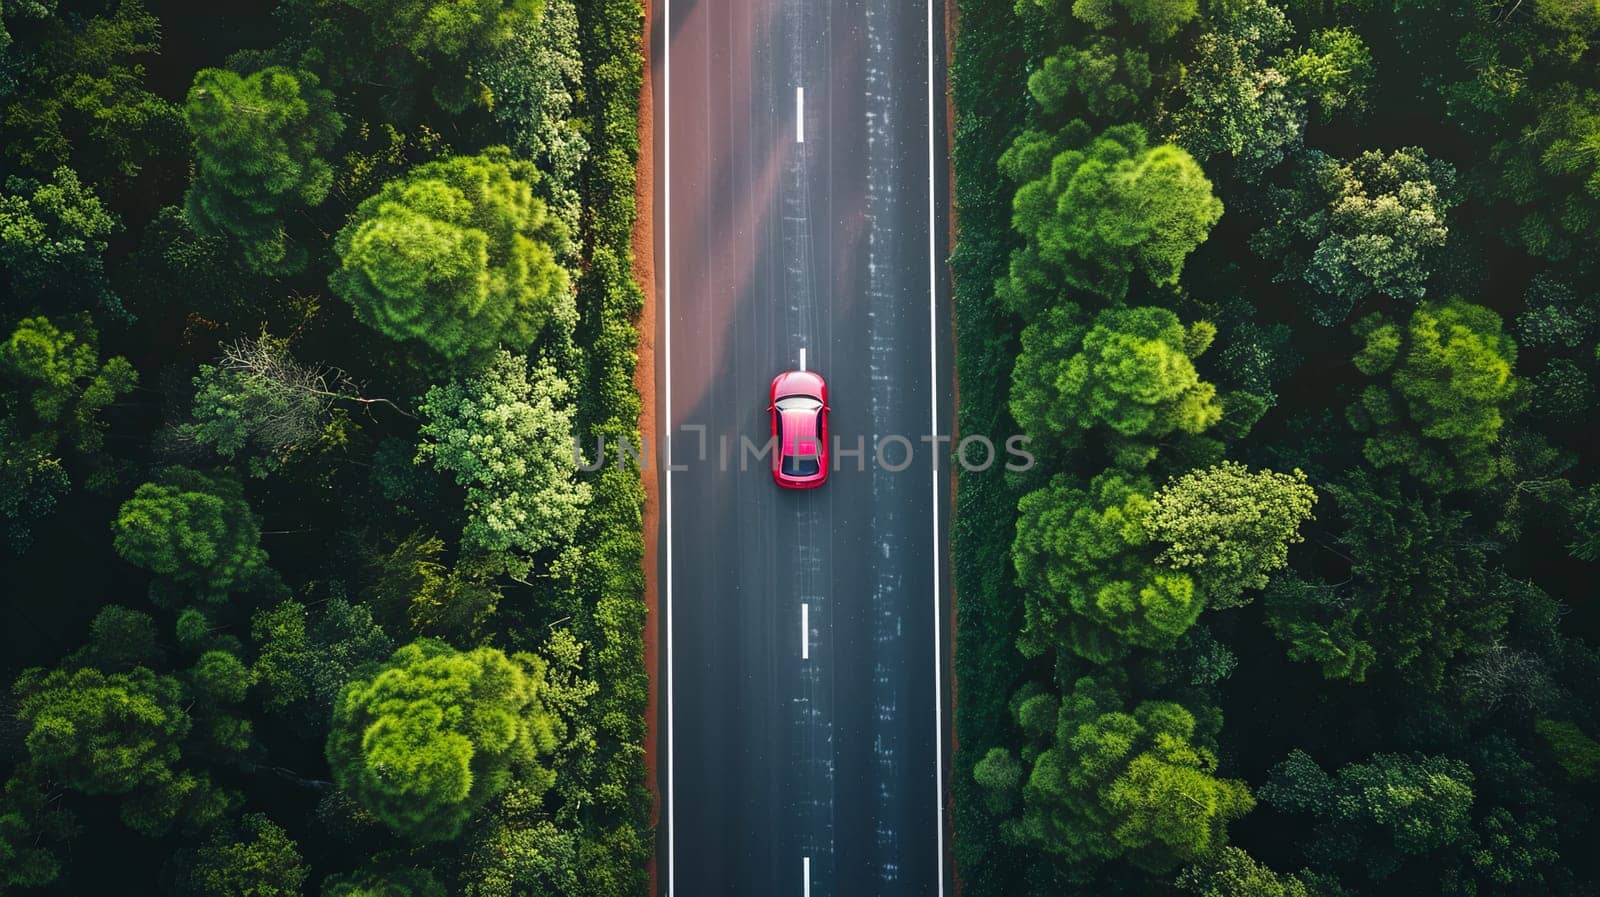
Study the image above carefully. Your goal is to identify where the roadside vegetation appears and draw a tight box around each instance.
[0,0,649,894]
[951,0,1600,893]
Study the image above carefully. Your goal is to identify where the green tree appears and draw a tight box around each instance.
[1168,0,1304,180]
[1262,750,1475,880]
[111,466,272,604]
[1022,677,1253,870]
[331,148,571,362]
[417,350,590,578]
[1535,719,1600,782]
[1280,26,1374,122]
[0,0,54,54]
[183,66,344,274]
[0,772,76,891]
[1012,306,1221,464]
[973,747,1024,815]
[1069,0,1198,41]
[0,315,135,546]
[1262,472,1508,688]
[0,167,122,318]
[459,786,580,897]
[1028,38,1151,122]
[1,315,136,454]
[11,665,227,835]
[343,0,543,112]
[1000,123,1222,306]
[177,335,360,477]
[250,597,393,726]
[1177,846,1309,897]
[1145,462,1317,607]
[475,0,586,235]
[325,639,560,841]
[1349,299,1519,492]
[1014,471,1203,662]
[322,866,445,897]
[1570,482,1600,562]
[0,0,181,187]
[67,604,162,672]
[0,416,68,550]
[12,665,186,797]
[1253,148,1456,324]
[174,813,307,897]
[1486,85,1600,260]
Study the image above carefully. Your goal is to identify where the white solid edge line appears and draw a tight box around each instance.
[801,602,810,659]
[926,0,944,893]
[803,856,812,897]
[663,0,675,892]
[797,86,805,143]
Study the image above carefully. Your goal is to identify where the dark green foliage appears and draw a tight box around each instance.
[1176,847,1309,897]
[342,0,542,113]
[1535,719,1600,782]
[112,466,273,604]
[476,0,585,234]
[0,315,135,547]
[10,664,230,837]
[1263,750,1476,882]
[172,813,307,897]
[183,66,344,274]
[1263,471,1507,687]
[1167,0,1303,180]
[1252,148,1457,325]
[0,167,122,318]
[322,866,445,897]
[250,596,393,726]
[1348,299,1519,493]
[330,148,572,363]
[1028,38,1151,121]
[67,604,163,672]
[0,0,182,188]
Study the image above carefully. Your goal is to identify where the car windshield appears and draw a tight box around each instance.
[775,396,822,412]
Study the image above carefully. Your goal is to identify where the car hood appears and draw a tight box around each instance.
[772,369,826,398]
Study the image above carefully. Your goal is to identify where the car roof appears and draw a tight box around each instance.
[779,408,819,441]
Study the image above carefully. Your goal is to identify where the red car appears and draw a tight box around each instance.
[769,369,829,488]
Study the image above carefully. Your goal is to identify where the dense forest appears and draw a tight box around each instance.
[950,0,1600,894]
[0,1,650,894]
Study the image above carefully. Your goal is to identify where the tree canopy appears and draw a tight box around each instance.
[111,466,272,604]
[330,148,571,363]
[1000,123,1223,305]
[183,66,344,274]
[416,350,589,578]
[325,639,560,841]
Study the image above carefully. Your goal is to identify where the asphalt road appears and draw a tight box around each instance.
[651,0,953,894]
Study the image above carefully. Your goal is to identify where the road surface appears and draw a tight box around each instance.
[650,0,954,894]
